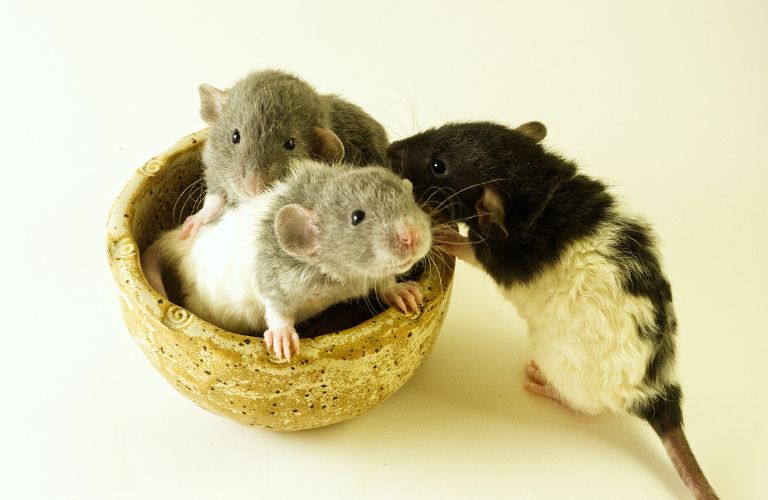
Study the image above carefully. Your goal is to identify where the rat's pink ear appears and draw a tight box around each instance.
[476,185,509,239]
[274,204,320,257]
[312,127,346,163]
[199,84,230,124]
[516,121,547,143]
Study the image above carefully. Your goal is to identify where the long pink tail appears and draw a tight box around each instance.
[656,424,719,500]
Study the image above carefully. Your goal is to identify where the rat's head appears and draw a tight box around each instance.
[273,162,432,280]
[386,121,556,236]
[200,70,345,202]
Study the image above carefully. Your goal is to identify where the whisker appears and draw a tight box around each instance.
[431,177,505,214]
[173,178,205,224]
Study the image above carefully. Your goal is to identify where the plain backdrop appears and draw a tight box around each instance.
[1,1,766,499]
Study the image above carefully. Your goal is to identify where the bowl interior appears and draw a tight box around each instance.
[107,130,455,431]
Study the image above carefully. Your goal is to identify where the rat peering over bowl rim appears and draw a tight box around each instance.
[106,129,455,431]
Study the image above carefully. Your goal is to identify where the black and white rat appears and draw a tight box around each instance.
[182,69,389,238]
[386,121,718,499]
[142,159,431,361]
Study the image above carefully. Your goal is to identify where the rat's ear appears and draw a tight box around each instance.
[274,204,320,257]
[516,121,547,143]
[312,127,346,163]
[199,84,230,124]
[476,185,509,239]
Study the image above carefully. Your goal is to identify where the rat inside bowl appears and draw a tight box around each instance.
[106,130,454,431]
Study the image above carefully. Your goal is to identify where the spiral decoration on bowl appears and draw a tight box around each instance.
[163,305,194,329]
[138,158,163,176]
[113,237,137,259]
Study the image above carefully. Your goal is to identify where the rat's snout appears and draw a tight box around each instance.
[397,224,421,251]
[393,222,426,265]
[384,215,431,273]
[243,170,266,196]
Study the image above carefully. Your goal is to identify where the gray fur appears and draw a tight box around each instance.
[200,69,389,203]
[327,95,389,166]
[254,160,431,320]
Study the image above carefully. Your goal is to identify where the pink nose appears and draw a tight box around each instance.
[398,224,421,250]
[243,172,264,196]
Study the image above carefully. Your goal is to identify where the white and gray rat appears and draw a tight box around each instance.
[386,122,718,499]
[181,69,389,238]
[142,159,431,361]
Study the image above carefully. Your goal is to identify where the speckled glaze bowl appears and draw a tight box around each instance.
[106,130,454,431]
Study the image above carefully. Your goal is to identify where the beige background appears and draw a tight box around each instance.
[1,1,766,498]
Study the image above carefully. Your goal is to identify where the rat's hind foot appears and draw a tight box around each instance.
[524,361,579,412]
[380,281,423,314]
[264,326,300,362]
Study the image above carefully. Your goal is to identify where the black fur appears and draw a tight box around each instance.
[389,122,678,380]
[609,219,678,384]
[473,170,615,286]
[631,384,684,435]
[387,122,615,285]
[387,121,715,498]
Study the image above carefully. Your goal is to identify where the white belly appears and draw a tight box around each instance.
[503,222,663,414]
[160,198,272,334]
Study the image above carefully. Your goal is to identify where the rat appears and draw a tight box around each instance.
[386,121,718,499]
[142,159,431,361]
[181,69,389,239]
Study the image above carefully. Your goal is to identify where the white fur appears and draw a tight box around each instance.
[158,195,275,334]
[153,191,419,335]
[500,212,676,414]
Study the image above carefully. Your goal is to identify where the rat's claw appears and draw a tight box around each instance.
[282,336,292,361]
[264,326,300,362]
[381,281,423,314]
[289,331,301,354]
[404,281,422,305]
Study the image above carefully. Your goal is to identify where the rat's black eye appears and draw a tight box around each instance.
[430,158,446,175]
[283,138,296,150]
[351,210,365,226]
[232,129,240,144]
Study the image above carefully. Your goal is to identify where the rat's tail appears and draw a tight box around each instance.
[637,385,719,500]
[140,239,168,298]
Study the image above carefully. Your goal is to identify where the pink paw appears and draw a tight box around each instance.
[432,227,474,261]
[381,281,423,314]
[264,326,300,361]
[524,361,579,413]
[180,212,209,240]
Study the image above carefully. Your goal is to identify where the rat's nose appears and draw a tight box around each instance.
[397,223,421,252]
[243,171,264,196]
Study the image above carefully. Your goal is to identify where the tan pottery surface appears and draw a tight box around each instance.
[106,130,455,431]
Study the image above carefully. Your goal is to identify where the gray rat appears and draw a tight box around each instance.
[142,159,431,361]
[181,69,389,238]
[386,122,718,499]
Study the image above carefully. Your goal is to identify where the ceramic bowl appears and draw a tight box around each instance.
[106,130,454,431]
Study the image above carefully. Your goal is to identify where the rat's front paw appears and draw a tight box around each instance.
[264,326,300,361]
[180,212,209,240]
[380,281,423,314]
[432,227,476,264]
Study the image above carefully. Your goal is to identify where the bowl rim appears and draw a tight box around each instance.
[106,128,455,353]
